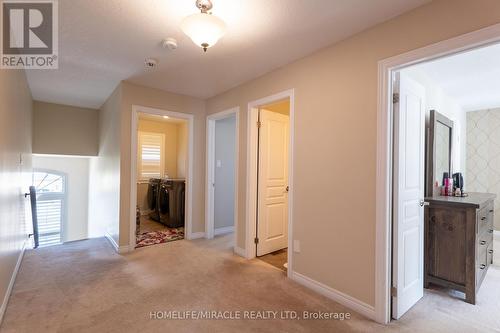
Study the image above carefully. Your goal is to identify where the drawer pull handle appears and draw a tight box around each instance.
[480,264,486,270]
[489,250,494,254]
[480,241,486,245]
[481,217,486,221]
[490,210,494,213]
[489,229,494,234]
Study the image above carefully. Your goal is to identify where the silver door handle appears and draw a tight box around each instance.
[420,200,429,207]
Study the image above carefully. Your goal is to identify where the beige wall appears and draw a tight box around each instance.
[119,81,205,246]
[0,69,32,321]
[177,122,188,179]
[33,101,98,156]
[206,0,500,307]
[88,85,122,245]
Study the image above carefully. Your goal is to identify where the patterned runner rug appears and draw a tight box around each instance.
[136,227,184,248]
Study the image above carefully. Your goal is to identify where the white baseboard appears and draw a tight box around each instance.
[233,246,246,258]
[188,232,206,240]
[0,239,27,325]
[291,271,376,321]
[105,232,130,254]
[214,226,234,236]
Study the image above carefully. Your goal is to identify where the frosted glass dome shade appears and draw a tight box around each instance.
[181,13,226,51]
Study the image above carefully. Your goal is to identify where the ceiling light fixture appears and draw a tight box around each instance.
[163,115,169,119]
[181,0,226,52]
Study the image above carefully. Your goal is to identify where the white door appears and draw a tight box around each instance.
[257,109,289,256]
[392,73,426,319]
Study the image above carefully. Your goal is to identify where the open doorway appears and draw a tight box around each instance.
[388,41,500,325]
[246,90,294,275]
[130,106,194,250]
[206,108,239,241]
[256,100,290,271]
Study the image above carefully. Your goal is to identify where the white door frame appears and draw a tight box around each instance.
[376,23,500,324]
[130,105,194,250]
[205,107,240,240]
[246,89,295,278]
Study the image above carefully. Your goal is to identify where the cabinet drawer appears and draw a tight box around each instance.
[477,202,494,235]
[487,242,494,265]
[477,246,488,288]
[477,232,492,259]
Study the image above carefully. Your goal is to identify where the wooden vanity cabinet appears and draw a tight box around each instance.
[424,193,495,304]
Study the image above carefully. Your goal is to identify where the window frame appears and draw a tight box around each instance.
[137,131,166,180]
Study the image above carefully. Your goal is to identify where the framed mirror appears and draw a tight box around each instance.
[426,110,453,197]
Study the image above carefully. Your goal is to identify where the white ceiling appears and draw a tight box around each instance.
[412,42,500,112]
[27,0,431,109]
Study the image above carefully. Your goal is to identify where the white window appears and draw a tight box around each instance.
[33,170,66,247]
[138,131,165,180]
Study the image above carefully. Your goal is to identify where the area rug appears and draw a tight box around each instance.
[135,227,184,248]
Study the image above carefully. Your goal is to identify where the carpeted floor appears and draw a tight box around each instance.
[1,235,500,332]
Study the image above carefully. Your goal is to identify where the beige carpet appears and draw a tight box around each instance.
[1,235,500,333]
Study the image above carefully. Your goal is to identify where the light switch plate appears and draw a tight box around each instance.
[293,240,301,253]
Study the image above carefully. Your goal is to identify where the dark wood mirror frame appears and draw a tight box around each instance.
[426,110,454,197]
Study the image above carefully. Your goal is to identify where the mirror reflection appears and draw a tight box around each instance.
[435,121,451,184]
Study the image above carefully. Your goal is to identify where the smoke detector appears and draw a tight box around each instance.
[162,38,178,50]
[144,58,158,69]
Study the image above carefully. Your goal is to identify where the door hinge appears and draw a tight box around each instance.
[254,237,259,244]
[257,121,261,128]
[392,93,400,104]
[391,286,398,297]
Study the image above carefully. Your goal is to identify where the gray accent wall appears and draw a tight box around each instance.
[467,108,500,231]
[214,115,236,229]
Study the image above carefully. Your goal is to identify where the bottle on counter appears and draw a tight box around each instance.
[433,181,441,197]
[447,178,454,196]
[443,178,450,196]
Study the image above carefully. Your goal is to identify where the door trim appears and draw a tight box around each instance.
[376,23,500,324]
[205,107,240,242]
[246,89,295,279]
[130,105,194,250]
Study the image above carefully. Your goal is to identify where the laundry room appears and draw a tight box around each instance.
[135,112,188,248]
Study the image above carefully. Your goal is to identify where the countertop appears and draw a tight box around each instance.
[425,192,497,208]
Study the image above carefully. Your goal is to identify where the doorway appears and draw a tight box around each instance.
[130,106,194,250]
[377,26,500,324]
[246,90,295,276]
[205,108,239,240]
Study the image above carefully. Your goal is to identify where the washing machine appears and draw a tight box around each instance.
[158,179,186,228]
[147,178,161,222]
